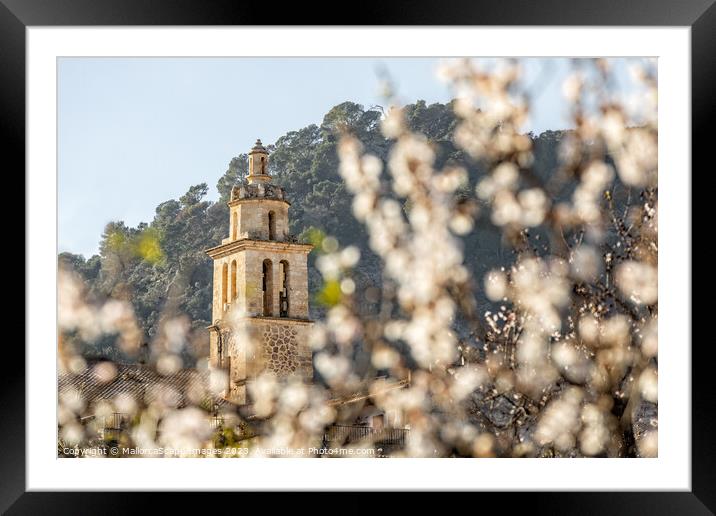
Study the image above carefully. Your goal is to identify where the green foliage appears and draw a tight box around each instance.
[213,427,241,448]
[61,100,566,361]
[317,279,342,308]
[135,227,165,264]
[216,155,248,203]
[301,226,327,249]
[59,252,101,282]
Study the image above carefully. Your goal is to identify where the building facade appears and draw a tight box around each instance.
[205,139,314,404]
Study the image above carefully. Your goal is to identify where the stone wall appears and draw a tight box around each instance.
[210,245,310,319]
[243,248,310,319]
[223,318,313,405]
[229,199,289,242]
[259,321,313,377]
[211,252,247,323]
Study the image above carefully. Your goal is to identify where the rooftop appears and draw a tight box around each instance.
[58,361,225,414]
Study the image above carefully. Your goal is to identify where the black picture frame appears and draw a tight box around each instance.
[4,0,709,512]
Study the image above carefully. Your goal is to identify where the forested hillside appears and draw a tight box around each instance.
[59,100,565,362]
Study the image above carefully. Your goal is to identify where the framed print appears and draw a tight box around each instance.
[4,0,710,512]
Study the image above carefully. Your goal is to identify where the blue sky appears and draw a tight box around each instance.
[58,57,635,258]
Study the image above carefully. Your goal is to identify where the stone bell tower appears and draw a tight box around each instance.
[206,139,314,404]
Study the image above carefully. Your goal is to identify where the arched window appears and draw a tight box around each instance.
[230,260,237,301]
[217,330,224,367]
[262,259,273,316]
[221,262,228,309]
[261,156,266,174]
[268,211,276,241]
[279,260,289,317]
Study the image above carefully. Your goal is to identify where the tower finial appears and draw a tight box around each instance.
[248,138,271,183]
[252,138,266,152]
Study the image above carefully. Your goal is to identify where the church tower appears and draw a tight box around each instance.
[206,139,314,404]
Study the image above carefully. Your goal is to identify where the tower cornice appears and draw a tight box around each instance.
[239,315,314,325]
[227,196,290,208]
[205,238,313,259]
[207,315,314,329]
